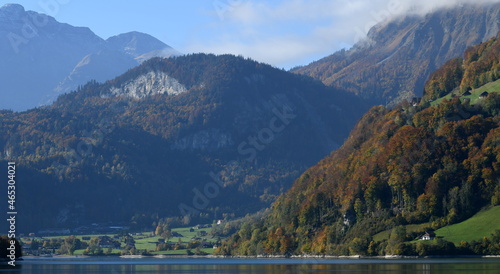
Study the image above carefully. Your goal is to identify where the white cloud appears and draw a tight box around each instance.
[187,0,500,68]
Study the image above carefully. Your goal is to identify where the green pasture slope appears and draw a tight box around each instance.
[372,206,500,244]
[431,79,500,106]
[372,223,431,242]
[435,206,500,244]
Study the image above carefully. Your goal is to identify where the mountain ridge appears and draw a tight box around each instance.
[293,3,500,106]
[0,3,178,111]
[0,53,370,233]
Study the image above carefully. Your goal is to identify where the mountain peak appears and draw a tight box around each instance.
[0,3,25,17]
[106,31,173,58]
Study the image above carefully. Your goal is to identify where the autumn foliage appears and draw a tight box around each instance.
[221,34,500,256]
[424,34,500,101]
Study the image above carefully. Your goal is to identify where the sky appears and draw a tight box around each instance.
[7,0,500,69]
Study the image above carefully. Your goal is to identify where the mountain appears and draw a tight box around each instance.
[106,31,180,61]
[221,34,500,257]
[0,4,177,111]
[293,3,500,106]
[50,32,179,102]
[0,54,369,233]
[49,49,139,103]
[0,3,104,111]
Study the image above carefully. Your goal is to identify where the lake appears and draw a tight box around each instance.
[2,257,500,273]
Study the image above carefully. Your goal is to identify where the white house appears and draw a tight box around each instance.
[419,231,436,241]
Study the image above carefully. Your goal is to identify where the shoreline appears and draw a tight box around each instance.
[19,254,500,260]
[214,254,500,259]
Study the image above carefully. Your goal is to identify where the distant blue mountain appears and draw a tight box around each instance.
[0,4,178,111]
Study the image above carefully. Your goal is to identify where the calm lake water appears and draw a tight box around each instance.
[2,257,500,273]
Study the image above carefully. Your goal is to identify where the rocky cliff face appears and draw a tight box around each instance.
[108,70,187,98]
[293,3,500,106]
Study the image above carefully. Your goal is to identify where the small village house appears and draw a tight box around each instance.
[418,231,436,241]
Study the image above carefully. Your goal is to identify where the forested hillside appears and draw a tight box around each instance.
[424,33,500,102]
[0,54,369,233]
[219,35,500,257]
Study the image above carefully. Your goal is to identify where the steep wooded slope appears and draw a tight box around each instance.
[221,35,500,256]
